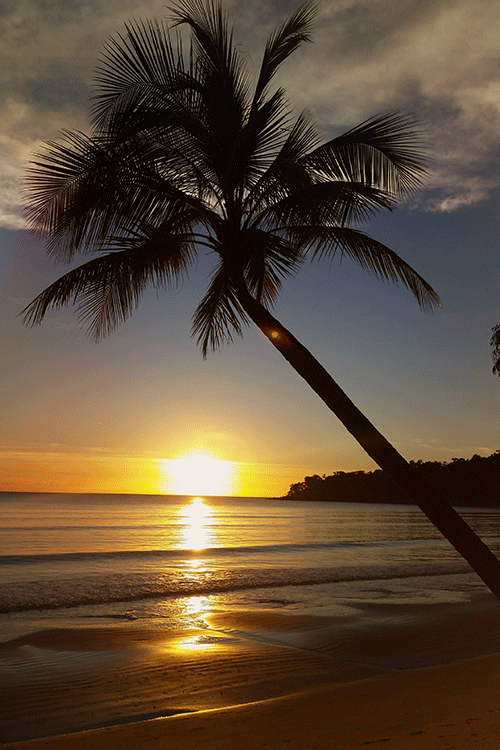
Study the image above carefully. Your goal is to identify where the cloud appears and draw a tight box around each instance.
[0,0,168,229]
[2,0,499,229]
[285,0,500,210]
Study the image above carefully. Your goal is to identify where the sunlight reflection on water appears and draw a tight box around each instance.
[179,497,214,551]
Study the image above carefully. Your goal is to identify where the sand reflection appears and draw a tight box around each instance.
[174,633,219,651]
[183,594,211,618]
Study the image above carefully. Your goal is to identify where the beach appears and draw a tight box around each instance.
[2,595,500,749]
[2,494,500,748]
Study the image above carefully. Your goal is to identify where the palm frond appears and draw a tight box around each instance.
[256,181,395,233]
[221,87,291,200]
[170,0,250,131]
[25,130,122,259]
[91,20,229,205]
[91,19,191,131]
[253,3,317,108]
[242,227,303,305]
[293,225,440,310]
[245,110,319,218]
[22,231,197,340]
[24,128,209,261]
[191,258,248,356]
[302,113,428,198]
[92,19,215,160]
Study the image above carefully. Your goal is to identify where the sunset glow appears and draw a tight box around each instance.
[159,452,236,496]
[0,446,301,498]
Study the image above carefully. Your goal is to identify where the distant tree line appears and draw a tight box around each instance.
[285,450,500,507]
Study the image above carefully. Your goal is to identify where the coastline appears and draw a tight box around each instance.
[5,656,500,749]
[2,594,500,748]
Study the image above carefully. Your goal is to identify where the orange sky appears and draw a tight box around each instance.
[0,447,310,498]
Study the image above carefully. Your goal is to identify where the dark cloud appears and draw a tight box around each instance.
[1,0,499,226]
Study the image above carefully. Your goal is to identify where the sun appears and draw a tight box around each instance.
[159,451,236,496]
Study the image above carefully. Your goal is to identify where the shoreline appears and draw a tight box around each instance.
[2,595,500,747]
[4,654,500,749]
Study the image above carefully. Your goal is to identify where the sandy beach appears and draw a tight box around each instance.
[2,595,500,749]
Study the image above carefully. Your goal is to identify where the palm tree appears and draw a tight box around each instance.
[23,0,500,598]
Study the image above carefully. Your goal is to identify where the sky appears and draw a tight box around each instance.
[1,0,499,497]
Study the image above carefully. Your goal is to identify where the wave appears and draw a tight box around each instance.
[0,560,471,614]
[0,539,438,567]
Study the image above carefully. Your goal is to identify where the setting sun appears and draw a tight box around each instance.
[159,451,236,496]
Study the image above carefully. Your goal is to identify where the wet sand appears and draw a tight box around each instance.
[2,596,500,749]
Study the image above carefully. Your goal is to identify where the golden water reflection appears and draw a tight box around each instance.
[175,634,218,651]
[172,500,222,651]
[184,594,211,619]
[173,595,229,652]
[180,497,212,550]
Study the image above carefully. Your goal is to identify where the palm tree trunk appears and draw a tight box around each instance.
[235,282,500,600]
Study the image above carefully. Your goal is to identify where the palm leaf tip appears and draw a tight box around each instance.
[21,292,54,329]
[20,233,196,341]
[253,2,317,105]
[402,271,441,311]
[373,255,441,312]
[307,227,440,311]
[263,1,318,61]
[304,112,429,200]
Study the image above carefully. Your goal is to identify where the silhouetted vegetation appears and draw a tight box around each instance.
[491,325,500,376]
[285,450,500,507]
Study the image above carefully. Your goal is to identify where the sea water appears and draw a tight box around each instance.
[1,493,499,638]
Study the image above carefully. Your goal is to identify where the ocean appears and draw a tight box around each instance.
[1,492,499,639]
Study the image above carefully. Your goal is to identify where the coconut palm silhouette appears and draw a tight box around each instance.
[23,1,500,598]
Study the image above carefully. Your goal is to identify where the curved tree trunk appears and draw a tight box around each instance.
[235,282,500,600]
